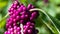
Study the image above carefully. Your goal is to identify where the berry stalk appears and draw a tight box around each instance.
[20,24,23,34]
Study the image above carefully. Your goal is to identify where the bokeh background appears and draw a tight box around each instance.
[0,0,60,34]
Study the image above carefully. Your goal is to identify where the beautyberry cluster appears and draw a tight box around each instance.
[5,26,21,34]
[4,0,39,34]
[23,22,38,34]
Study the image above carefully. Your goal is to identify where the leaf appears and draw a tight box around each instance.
[0,1,7,8]
[30,8,60,34]
[20,0,28,6]
[0,14,2,21]
[48,13,60,30]
[0,0,11,28]
[0,19,6,28]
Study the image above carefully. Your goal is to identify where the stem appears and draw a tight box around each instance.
[20,24,24,34]
[29,8,60,33]
[42,19,55,33]
[0,13,9,23]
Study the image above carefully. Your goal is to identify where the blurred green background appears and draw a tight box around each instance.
[0,0,60,34]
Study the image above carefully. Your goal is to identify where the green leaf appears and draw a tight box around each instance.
[30,8,60,34]
[0,1,7,8]
[0,14,2,21]
[0,0,11,28]
[20,0,28,6]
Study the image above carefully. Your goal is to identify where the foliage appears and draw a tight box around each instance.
[0,0,60,34]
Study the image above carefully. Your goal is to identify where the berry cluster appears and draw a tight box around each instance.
[23,22,38,34]
[5,26,21,34]
[4,0,39,34]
